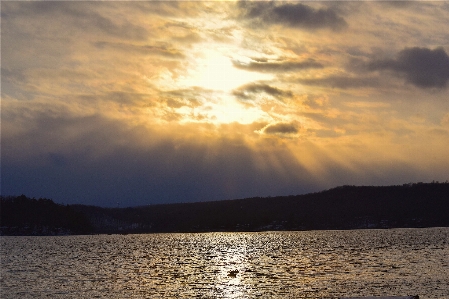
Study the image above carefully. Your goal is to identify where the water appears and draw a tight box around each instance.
[1,228,448,299]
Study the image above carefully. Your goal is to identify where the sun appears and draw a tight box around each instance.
[171,46,274,124]
[179,48,271,92]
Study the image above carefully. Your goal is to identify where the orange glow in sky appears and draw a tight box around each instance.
[2,1,449,206]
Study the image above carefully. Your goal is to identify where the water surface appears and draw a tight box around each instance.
[1,228,448,298]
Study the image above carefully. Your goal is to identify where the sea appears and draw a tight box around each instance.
[1,227,448,299]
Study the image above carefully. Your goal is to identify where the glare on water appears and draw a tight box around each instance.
[1,228,448,299]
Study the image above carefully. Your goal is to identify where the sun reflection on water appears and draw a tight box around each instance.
[203,233,252,298]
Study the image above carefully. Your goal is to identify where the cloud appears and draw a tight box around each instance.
[93,42,186,59]
[368,47,449,89]
[441,113,449,127]
[3,95,449,207]
[233,58,323,73]
[260,122,299,135]
[131,1,188,17]
[297,75,381,89]
[238,1,347,31]
[233,83,293,100]
[0,103,314,206]
[160,87,208,109]
[3,2,150,41]
[3,1,449,208]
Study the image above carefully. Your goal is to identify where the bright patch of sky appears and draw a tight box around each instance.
[2,1,449,206]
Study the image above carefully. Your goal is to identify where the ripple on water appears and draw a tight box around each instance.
[1,228,448,299]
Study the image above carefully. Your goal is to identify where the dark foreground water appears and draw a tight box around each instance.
[1,228,448,299]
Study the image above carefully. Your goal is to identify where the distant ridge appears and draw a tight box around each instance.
[2,182,449,235]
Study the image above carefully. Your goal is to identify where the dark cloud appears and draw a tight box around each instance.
[1,68,28,98]
[1,111,314,206]
[47,152,68,167]
[233,59,323,73]
[233,83,293,100]
[368,47,449,89]
[298,75,381,89]
[238,1,347,31]
[3,101,447,207]
[262,122,299,135]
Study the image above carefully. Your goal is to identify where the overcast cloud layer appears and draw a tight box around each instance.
[2,1,449,207]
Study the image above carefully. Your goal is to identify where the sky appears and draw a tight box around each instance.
[2,1,449,207]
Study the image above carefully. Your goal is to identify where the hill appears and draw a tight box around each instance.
[74,182,449,234]
[0,195,93,235]
[2,182,448,235]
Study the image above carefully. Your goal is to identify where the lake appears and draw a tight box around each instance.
[1,228,448,298]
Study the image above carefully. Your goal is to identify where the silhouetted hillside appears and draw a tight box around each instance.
[0,195,93,235]
[2,183,448,235]
[73,182,449,234]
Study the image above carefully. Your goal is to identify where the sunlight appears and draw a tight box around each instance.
[175,94,271,125]
[173,47,274,125]
[178,48,272,92]
[206,96,270,125]
[212,233,251,299]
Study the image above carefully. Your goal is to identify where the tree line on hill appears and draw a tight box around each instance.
[1,182,449,235]
[0,195,93,235]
